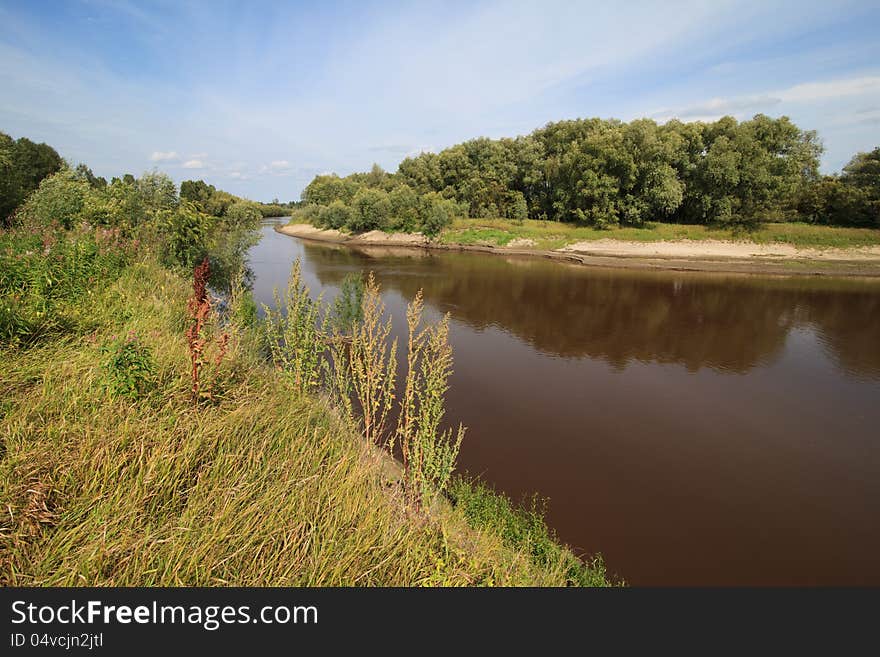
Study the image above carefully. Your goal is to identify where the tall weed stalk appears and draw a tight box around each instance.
[262,259,327,394]
[394,291,465,504]
[346,273,397,447]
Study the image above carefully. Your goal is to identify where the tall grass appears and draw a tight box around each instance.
[0,259,609,586]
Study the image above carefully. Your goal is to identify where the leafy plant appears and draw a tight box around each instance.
[394,290,465,504]
[262,259,327,394]
[344,273,397,446]
[330,272,365,334]
[100,332,156,399]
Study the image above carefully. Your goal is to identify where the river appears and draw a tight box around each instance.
[248,221,880,585]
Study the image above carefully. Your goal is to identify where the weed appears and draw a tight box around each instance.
[99,332,157,400]
[262,259,327,394]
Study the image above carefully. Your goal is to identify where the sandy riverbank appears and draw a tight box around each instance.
[276,223,880,277]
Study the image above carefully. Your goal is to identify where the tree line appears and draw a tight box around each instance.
[299,114,879,231]
[0,131,272,279]
[1,130,293,231]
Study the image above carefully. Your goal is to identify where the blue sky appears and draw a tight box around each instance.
[1,0,879,201]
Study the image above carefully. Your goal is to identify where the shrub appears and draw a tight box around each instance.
[291,204,323,226]
[420,196,458,237]
[224,201,262,229]
[18,169,89,229]
[318,200,352,230]
[349,188,391,232]
[159,201,213,269]
[100,332,157,399]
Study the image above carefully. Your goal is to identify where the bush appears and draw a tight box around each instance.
[389,185,421,231]
[0,224,136,344]
[318,200,352,229]
[159,201,214,269]
[224,201,263,229]
[100,333,157,399]
[349,188,391,232]
[18,169,89,229]
[291,204,322,226]
[420,195,458,237]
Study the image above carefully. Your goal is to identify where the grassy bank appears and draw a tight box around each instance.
[438,218,880,250]
[0,240,611,586]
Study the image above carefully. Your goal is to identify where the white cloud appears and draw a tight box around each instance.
[150,150,178,162]
[653,75,880,123]
[189,152,208,158]
[182,159,204,169]
[777,76,880,103]
[269,160,290,169]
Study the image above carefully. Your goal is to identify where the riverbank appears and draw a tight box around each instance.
[1,231,610,586]
[277,221,880,277]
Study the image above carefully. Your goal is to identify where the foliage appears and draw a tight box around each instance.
[0,132,64,225]
[394,291,465,503]
[448,476,613,586]
[159,201,214,269]
[343,273,397,446]
[262,259,328,395]
[295,114,872,231]
[0,223,135,345]
[350,187,392,232]
[317,199,352,230]
[330,272,365,334]
[100,332,157,399]
[420,194,458,237]
[17,169,90,229]
[224,200,263,229]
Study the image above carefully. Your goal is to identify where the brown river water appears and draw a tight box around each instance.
[249,221,880,585]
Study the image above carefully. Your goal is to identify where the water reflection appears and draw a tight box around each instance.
[298,240,880,378]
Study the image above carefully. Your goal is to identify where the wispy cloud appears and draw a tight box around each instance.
[1,0,878,197]
[652,75,880,123]
[150,151,178,162]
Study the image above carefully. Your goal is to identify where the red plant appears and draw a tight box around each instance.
[185,257,230,403]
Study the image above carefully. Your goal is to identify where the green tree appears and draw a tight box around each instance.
[0,132,64,223]
[350,187,391,231]
[18,168,90,229]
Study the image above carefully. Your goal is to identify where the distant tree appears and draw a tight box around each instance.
[317,200,352,229]
[0,132,64,223]
[18,168,90,229]
[224,200,262,229]
[349,187,391,231]
[180,179,216,210]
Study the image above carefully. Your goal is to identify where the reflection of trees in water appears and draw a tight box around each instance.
[302,243,880,377]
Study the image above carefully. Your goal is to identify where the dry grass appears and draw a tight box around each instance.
[0,259,605,586]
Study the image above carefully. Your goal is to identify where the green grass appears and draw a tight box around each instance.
[449,477,617,586]
[439,218,880,251]
[439,227,516,247]
[0,250,609,586]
